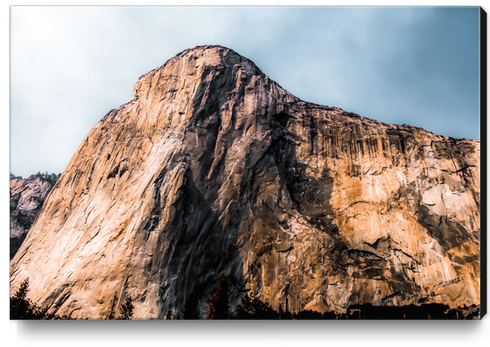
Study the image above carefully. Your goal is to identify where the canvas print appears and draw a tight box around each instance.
[9,6,485,320]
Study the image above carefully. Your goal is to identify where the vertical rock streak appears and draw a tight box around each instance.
[10,45,480,319]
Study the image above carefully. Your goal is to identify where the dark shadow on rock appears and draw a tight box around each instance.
[147,164,246,319]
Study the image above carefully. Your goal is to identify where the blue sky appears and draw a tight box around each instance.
[10,6,481,177]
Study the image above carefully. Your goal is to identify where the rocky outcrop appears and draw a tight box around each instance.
[10,45,481,319]
[10,173,59,259]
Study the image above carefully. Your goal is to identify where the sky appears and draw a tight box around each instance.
[9,6,481,178]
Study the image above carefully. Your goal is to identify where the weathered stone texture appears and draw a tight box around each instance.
[10,173,59,259]
[10,46,480,319]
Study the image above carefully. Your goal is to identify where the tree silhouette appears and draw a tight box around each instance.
[106,292,118,320]
[10,278,52,319]
[231,294,280,319]
[11,278,138,320]
[10,278,34,319]
[183,290,201,319]
[206,271,230,320]
[106,292,134,320]
[165,307,174,320]
[118,297,134,320]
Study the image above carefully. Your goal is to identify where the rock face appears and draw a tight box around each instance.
[10,45,481,319]
[10,173,59,259]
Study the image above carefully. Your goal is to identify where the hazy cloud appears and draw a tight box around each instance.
[10,6,481,177]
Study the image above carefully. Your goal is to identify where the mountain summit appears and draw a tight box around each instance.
[10,45,481,319]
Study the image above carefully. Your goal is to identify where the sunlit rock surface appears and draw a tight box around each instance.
[10,45,481,319]
[10,173,59,259]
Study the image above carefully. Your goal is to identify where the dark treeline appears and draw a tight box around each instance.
[10,278,71,320]
[228,300,479,320]
[10,275,478,320]
[201,272,479,320]
[10,278,133,320]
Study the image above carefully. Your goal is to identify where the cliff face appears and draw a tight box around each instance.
[10,46,481,319]
[10,173,59,259]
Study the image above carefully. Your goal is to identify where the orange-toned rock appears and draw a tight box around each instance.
[10,46,480,319]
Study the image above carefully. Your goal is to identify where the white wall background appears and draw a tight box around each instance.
[3,1,489,346]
